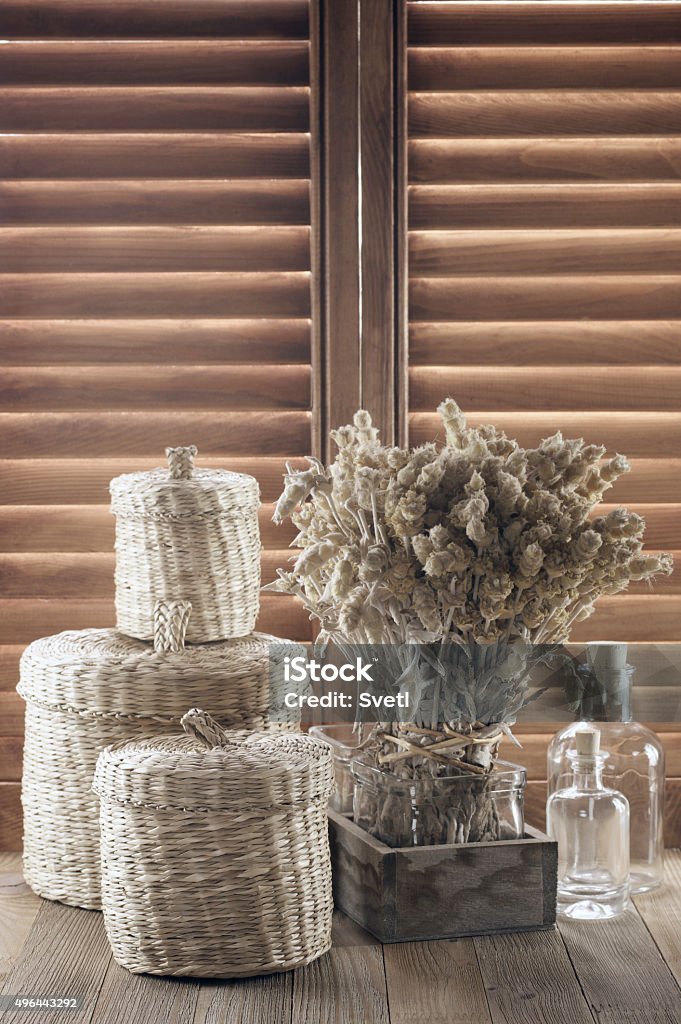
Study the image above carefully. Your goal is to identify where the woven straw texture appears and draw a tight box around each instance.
[18,628,301,909]
[94,710,334,978]
[110,446,261,643]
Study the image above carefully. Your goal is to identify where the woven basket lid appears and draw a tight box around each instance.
[93,709,335,811]
[18,628,299,721]
[109,445,259,516]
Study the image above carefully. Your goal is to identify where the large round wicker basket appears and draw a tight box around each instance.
[17,611,300,909]
[110,445,261,643]
[94,709,334,978]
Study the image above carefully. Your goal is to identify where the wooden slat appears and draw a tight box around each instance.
[0,550,290,598]
[410,276,681,321]
[0,86,309,132]
[634,851,681,989]
[0,365,311,412]
[0,650,25,691]
[410,366,681,413]
[0,273,310,318]
[0,595,312,645]
[323,0,362,454]
[383,941,492,1024]
[409,46,681,92]
[0,180,310,226]
[1,1,310,39]
[0,319,310,367]
[571,596,681,643]
[0,505,296,551]
[0,40,309,86]
[410,412,681,458]
[0,784,22,853]
[359,0,397,446]
[408,139,681,184]
[92,962,199,1024]
[0,740,23,783]
[0,457,302,504]
[410,184,681,229]
[0,853,41,983]
[292,947,390,1024]
[0,134,310,179]
[0,412,311,458]
[409,92,681,139]
[610,461,681,504]
[408,3,681,46]
[0,227,310,273]
[0,902,112,1023]
[409,322,681,367]
[410,229,681,276]
[194,974,292,1024]
[559,907,681,1024]
[0,695,24,737]
[472,929,594,1024]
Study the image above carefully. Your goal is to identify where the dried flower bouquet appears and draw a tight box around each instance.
[266,399,672,844]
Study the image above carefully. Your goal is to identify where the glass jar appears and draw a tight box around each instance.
[352,758,526,848]
[548,643,665,893]
[308,723,369,813]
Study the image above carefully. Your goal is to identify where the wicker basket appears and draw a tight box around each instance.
[110,445,261,643]
[17,603,300,909]
[94,709,334,978]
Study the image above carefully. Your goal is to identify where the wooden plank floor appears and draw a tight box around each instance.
[1,853,680,1023]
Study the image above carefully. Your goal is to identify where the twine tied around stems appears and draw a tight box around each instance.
[377,722,504,774]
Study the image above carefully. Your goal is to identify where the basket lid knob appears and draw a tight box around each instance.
[153,599,192,652]
[166,445,198,480]
[181,707,238,749]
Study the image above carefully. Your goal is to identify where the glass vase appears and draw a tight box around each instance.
[352,758,526,848]
[548,643,665,893]
[308,723,368,813]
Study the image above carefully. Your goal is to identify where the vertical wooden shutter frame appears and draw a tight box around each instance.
[0,0,319,680]
[406,0,681,643]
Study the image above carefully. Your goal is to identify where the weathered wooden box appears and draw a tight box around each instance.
[328,808,557,943]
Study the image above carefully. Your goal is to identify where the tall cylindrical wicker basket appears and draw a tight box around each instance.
[94,710,334,978]
[110,446,261,643]
[18,604,301,910]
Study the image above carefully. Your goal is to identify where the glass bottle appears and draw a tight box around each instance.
[547,642,664,893]
[547,727,630,920]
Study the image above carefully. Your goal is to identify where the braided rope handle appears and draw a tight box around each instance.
[153,599,192,653]
[181,707,238,749]
[166,445,197,480]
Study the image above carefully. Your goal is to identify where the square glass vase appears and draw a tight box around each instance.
[308,724,369,813]
[352,757,526,847]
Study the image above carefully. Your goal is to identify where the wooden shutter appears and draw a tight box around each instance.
[0,0,318,845]
[406,1,681,644]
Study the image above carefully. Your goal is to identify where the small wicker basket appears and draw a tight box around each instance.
[110,445,261,643]
[94,709,334,978]
[18,603,300,909]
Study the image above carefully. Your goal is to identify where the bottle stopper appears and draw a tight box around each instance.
[575,727,600,757]
[586,642,628,673]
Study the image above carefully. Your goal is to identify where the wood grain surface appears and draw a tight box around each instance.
[408,138,681,184]
[2,853,681,1023]
[0,40,310,86]
[1,1,310,39]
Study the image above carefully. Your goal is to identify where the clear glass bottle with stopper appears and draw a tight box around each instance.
[547,726,630,920]
[547,641,664,893]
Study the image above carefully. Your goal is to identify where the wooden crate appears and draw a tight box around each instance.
[328,807,557,943]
